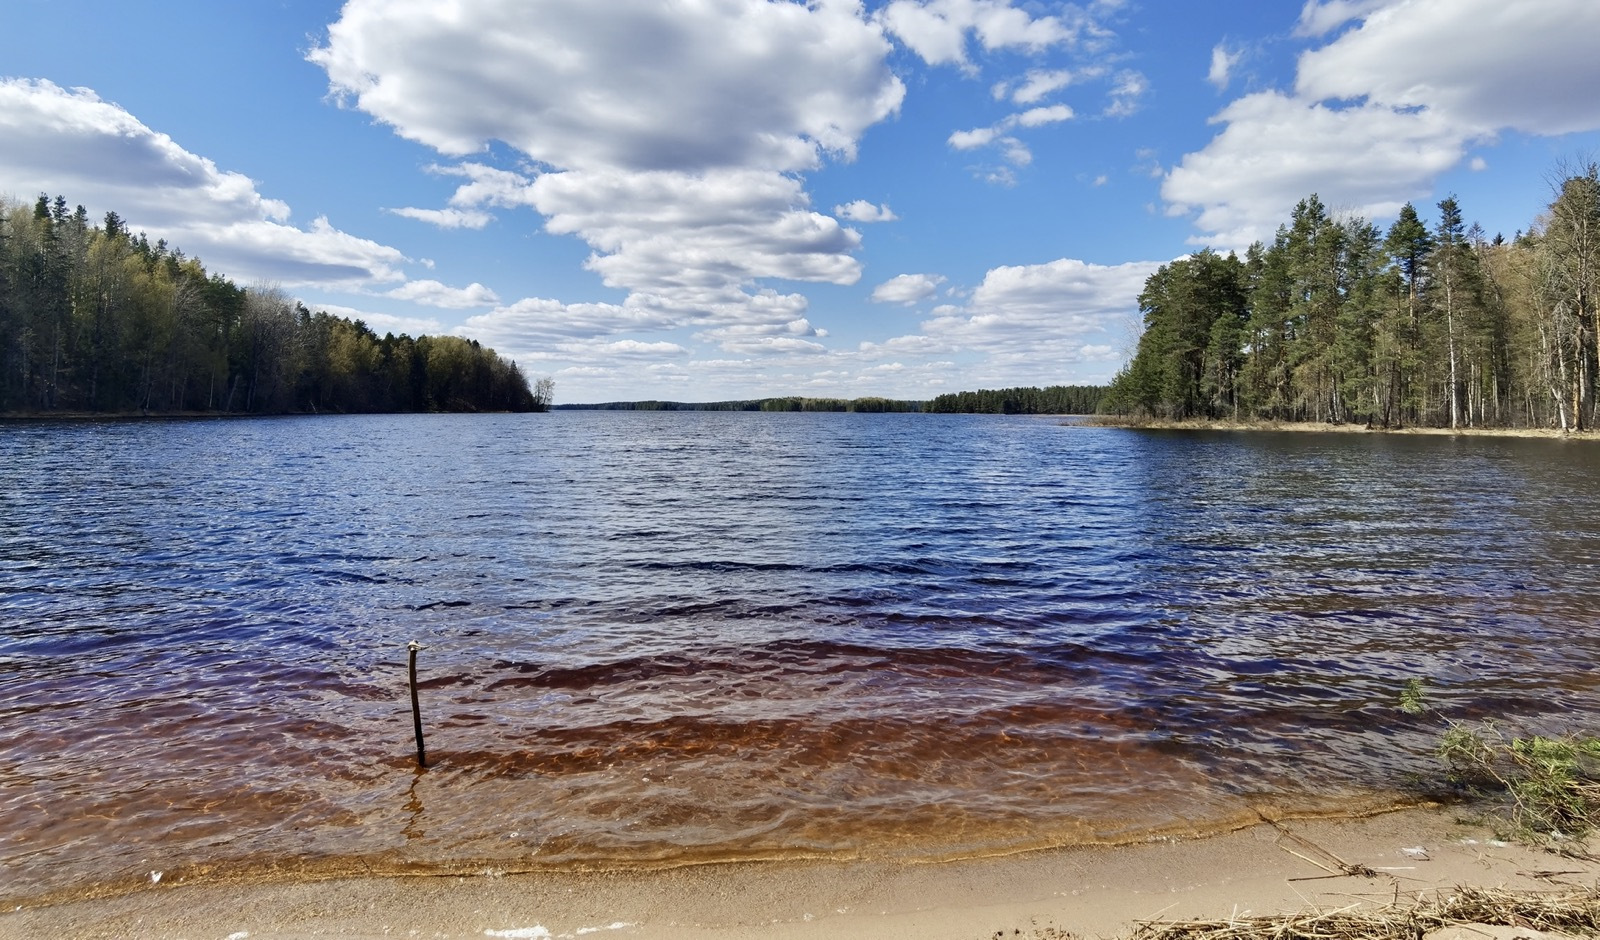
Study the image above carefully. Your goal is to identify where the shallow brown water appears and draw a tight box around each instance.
[3,412,1599,902]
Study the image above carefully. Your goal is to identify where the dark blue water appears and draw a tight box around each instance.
[3,412,1599,902]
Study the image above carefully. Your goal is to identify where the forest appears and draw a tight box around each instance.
[1105,164,1600,430]
[925,385,1105,414]
[561,387,1108,414]
[0,195,549,416]
[559,396,923,412]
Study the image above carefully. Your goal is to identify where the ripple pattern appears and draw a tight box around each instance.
[4,413,1600,901]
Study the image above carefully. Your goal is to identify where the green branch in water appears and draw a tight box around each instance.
[1396,679,1600,846]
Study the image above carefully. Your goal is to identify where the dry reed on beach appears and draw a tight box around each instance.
[1130,886,1600,940]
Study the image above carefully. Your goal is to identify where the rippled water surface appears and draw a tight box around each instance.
[4,412,1600,901]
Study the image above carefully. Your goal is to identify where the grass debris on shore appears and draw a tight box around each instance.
[1133,886,1600,940]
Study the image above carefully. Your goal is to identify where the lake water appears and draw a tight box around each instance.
[4,412,1600,902]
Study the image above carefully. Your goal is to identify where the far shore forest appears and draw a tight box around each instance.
[1106,164,1600,431]
[7,165,1599,427]
[0,195,549,416]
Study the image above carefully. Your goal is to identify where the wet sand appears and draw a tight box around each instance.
[6,806,1594,940]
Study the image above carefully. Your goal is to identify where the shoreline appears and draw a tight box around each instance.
[1075,416,1600,440]
[7,805,1595,940]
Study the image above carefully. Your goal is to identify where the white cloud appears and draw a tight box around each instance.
[459,296,675,353]
[695,317,829,354]
[1295,0,1600,137]
[1167,0,1600,248]
[1105,70,1148,117]
[905,257,1163,382]
[949,127,1002,150]
[1009,69,1078,105]
[999,137,1032,167]
[574,339,690,359]
[0,78,407,288]
[871,273,948,305]
[948,103,1072,170]
[1016,104,1074,127]
[310,303,444,338]
[875,0,1080,71]
[430,162,540,208]
[719,335,828,356]
[834,199,899,223]
[384,279,500,309]
[985,167,1019,187]
[312,1,903,173]
[387,206,494,230]
[1165,91,1464,247]
[531,168,862,307]
[969,257,1161,325]
[1293,0,1390,37]
[389,162,542,229]
[311,0,905,348]
[1208,44,1242,90]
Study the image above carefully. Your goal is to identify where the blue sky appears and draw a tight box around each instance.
[5,0,1599,403]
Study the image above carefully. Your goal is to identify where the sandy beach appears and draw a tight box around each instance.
[5,805,1595,940]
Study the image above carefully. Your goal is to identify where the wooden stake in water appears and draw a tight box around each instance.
[408,640,427,768]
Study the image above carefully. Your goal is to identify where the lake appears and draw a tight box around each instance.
[3,411,1599,902]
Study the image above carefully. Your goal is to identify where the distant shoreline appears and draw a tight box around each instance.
[1079,416,1600,440]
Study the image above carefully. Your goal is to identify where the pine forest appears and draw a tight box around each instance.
[0,195,549,416]
[1106,165,1600,431]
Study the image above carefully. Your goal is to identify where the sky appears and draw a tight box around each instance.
[4,0,1600,404]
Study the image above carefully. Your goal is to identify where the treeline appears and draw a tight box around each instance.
[1106,164,1600,430]
[559,396,922,412]
[0,194,549,415]
[926,384,1105,414]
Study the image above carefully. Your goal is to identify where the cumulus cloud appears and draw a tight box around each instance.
[311,0,906,346]
[1166,0,1600,248]
[908,257,1162,378]
[387,206,494,230]
[875,0,1081,70]
[1016,104,1074,127]
[949,127,1002,150]
[1295,1,1600,136]
[1165,91,1464,247]
[383,279,500,309]
[998,68,1081,105]
[531,168,862,310]
[999,137,1032,167]
[834,200,899,222]
[428,162,540,208]
[1293,0,1390,37]
[389,162,541,229]
[1208,44,1242,90]
[871,273,948,305]
[460,296,676,349]
[312,303,444,338]
[695,317,829,354]
[948,102,1073,171]
[837,256,1161,392]
[0,78,406,288]
[311,1,903,172]
[573,339,690,359]
[1104,70,1148,117]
